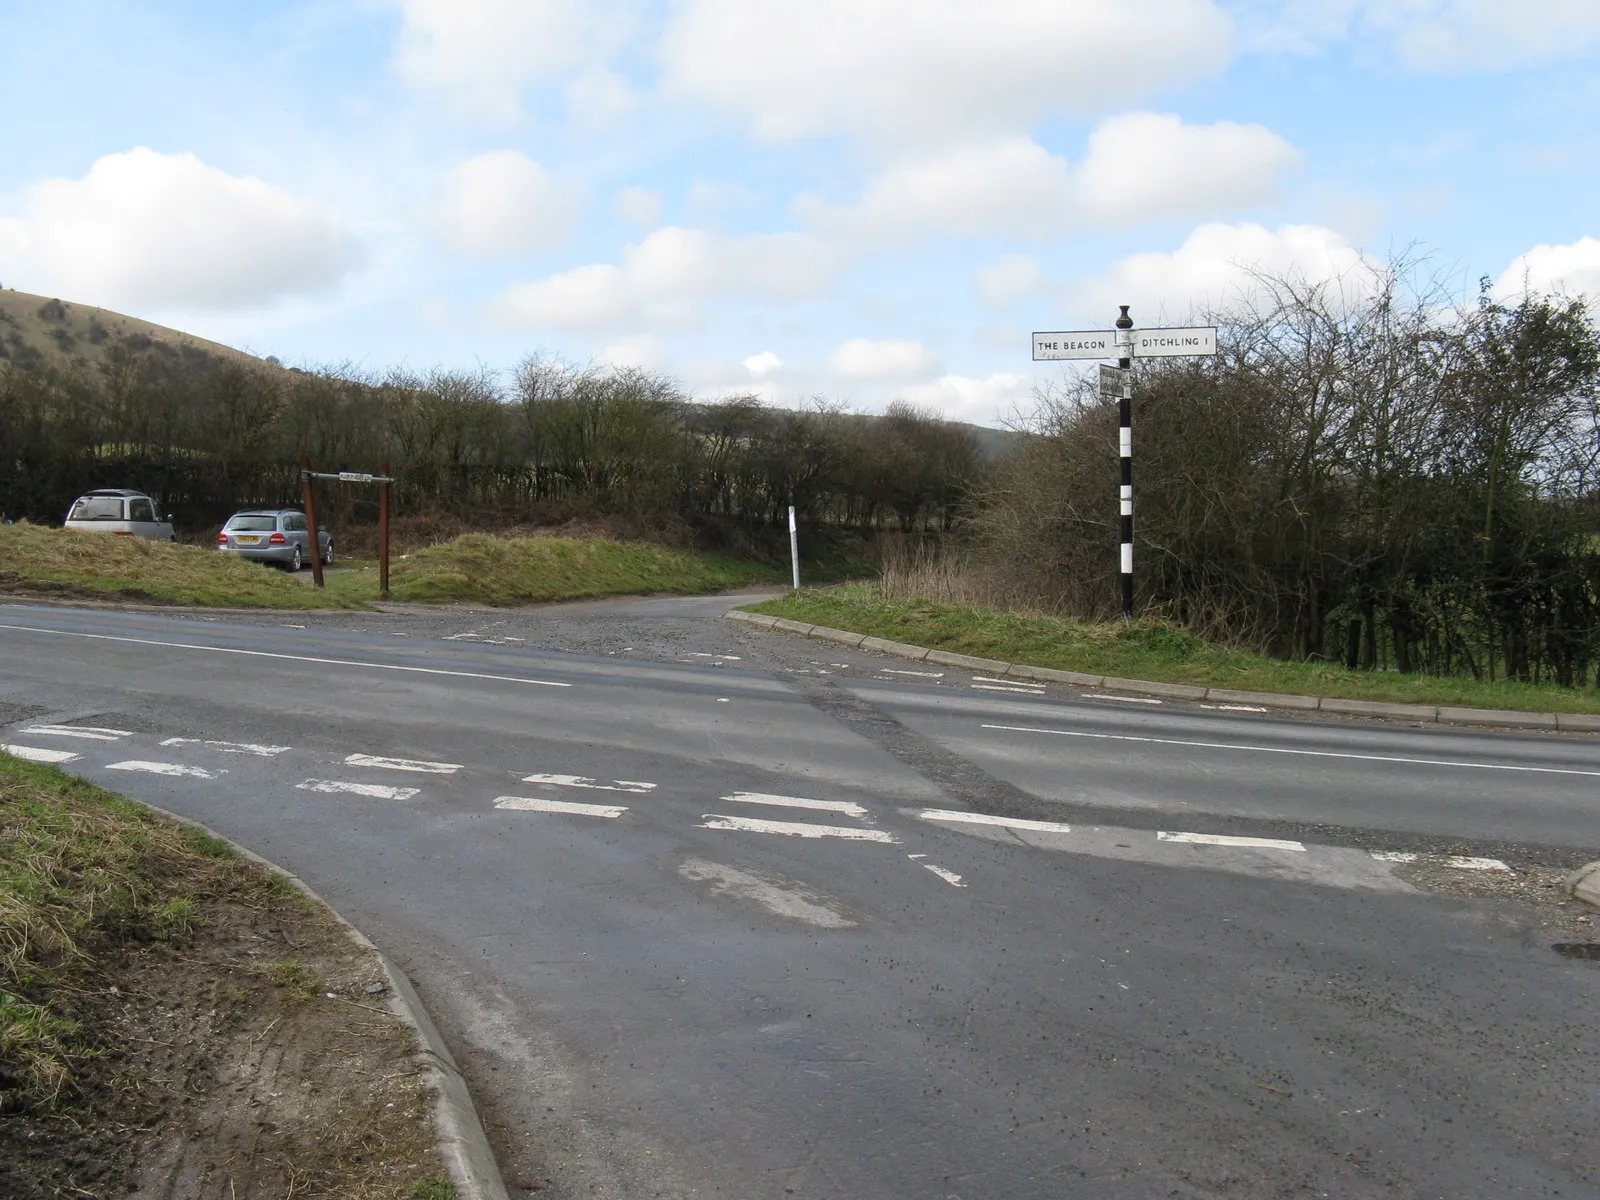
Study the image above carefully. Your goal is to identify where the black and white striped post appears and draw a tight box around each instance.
[1114,306,1135,620]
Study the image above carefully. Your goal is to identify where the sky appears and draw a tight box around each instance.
[1,0,1598,427]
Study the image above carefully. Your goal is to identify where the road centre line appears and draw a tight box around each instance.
[107,760,222,780]
[982,723,1600,778]
[494,795,628,818]
[1159,831,1307,852]
[298,780,421,800]
[0,623,572,689]
[917,809,1075,834]
[723,792,869,819]
[698,814,897,842]
[163,737,291,756]
[22,725,133,740]
[347,753,462,774]
[2,744,81,764]
[522,773,656,793]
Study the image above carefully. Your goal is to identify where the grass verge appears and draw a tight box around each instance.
[749,585,1600,714]
[2,523,783,609]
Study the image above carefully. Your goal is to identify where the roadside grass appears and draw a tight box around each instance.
[0,753,252,1109]
[0,522,363,609]
[2,523,783,609]
[749,585,1600,714]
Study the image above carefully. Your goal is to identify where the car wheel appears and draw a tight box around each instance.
[323,542,334,564]
[289,546,303,572]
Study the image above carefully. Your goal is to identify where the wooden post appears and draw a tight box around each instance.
[378,460,391,599]
[299,454,325,588]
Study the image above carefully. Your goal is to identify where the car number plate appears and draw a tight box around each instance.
[235,535,262,544]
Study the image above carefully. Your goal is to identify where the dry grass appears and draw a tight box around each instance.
[0,288,262,373]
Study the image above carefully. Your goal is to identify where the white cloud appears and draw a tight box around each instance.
[803,116,1299,241]
[431,151,584,258]
[1234,0,1600,70]
[0,148,363,314]
[1064,222,1369,320]
[392,0,633,118]
[827,338,941,381]
[1077,112,1301,225]
[492,225,844,330]
[613,186,663,229]
[599,333,666,368]
[978,255,1048,309]
[660,0,1234,146]
[897,372,1034,424]
[1495,237,1600,301]
[565,68,638,129]
[743,350,784,378]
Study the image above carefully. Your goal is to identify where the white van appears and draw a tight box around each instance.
[64,489,176,542]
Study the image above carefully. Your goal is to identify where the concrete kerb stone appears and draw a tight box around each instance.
[136,803,509,1200]
[725,610,1600,732]
[1565,861,1600,908]
[1319,697,1440,721]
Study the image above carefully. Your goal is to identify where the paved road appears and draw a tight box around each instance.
[3,598,1598,1198]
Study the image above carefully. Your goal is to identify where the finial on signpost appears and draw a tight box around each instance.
[1115,305,1133,330]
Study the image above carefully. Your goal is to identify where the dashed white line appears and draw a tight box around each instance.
[1446,855,1510,871]
[1199,703,1270,713]
[0,623,572,689]
[723,792,869,819]
[1370,851,1419,863]
[494,795,628,818]
[1082,694,1163,705]
[106,760,222,780]
[922,864,967,887]
[882,669,944,678]
[21,725,133,741]
[298,780,421,800]
[917,809,1074,834]
[162,737,291,757]
[1159,831,1306,852]
[971,684,1046,695]
[522,773,656,794]
[698,814,897,842]
[981,722,1600,778]
[346,753,462,774]
[2,744,81,764]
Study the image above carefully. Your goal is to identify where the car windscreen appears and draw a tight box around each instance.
[68,497,125,521]
[225,516,278,532]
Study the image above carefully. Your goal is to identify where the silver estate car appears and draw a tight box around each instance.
[216,509,333,571]
[64,489,176,541]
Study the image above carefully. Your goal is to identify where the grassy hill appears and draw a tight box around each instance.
[0,288,265,373]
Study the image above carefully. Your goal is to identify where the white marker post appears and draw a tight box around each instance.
[1033,309,1218,619]
[788,505,800,590]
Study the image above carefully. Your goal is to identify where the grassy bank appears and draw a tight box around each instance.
[0,523,783,609]
[749,585,1600,714]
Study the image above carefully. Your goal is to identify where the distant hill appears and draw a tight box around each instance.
[0,288,264,373]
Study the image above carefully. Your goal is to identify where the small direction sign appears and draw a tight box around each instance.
[1032,331,1118,361]
[1033,326,1217,361]
[1099,364,1127,399]
[1132,326,1217,358]
[338,471,376,483]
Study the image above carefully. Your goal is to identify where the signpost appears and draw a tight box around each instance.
[299,458,398,597]
[1032,308,1218,619]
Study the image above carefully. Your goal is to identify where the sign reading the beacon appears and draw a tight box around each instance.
[1032,325,1217,361]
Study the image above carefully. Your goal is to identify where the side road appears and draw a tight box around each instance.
[726,609,1600,732]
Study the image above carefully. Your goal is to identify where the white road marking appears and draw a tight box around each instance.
[1199,703,1270,713]
[882,668,944,678]
[922,864,967,887]
[161,737,291,756]
[691,653,741,660]
[0,623,572,688]
[2,744,81,763]
[971,684,1047,695]
[698,814,897,842]
[522,773,656,794]
[918,809,1075,834]
[298,780,421,800]
[678,858,856,928]
[1082,694,1163,704]
[443,632,484,641]
[21,725,133,741]
[494,795,627,818]
[982,722,1600,778]
[723,792,869,819]
[347,753,462,774]
[716,698,730,703]
[1159,831,1306,852]
[1446,855,1511,871]
[973,676,1018,685]
[1370,851,1419,863]
[282,623,307,629]
[906,853,927,859]
[106,760,222,780]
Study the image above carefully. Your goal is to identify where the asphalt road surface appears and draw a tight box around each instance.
[3,596,1598,1199]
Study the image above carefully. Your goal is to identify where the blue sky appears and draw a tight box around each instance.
[2,0,1597,425]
